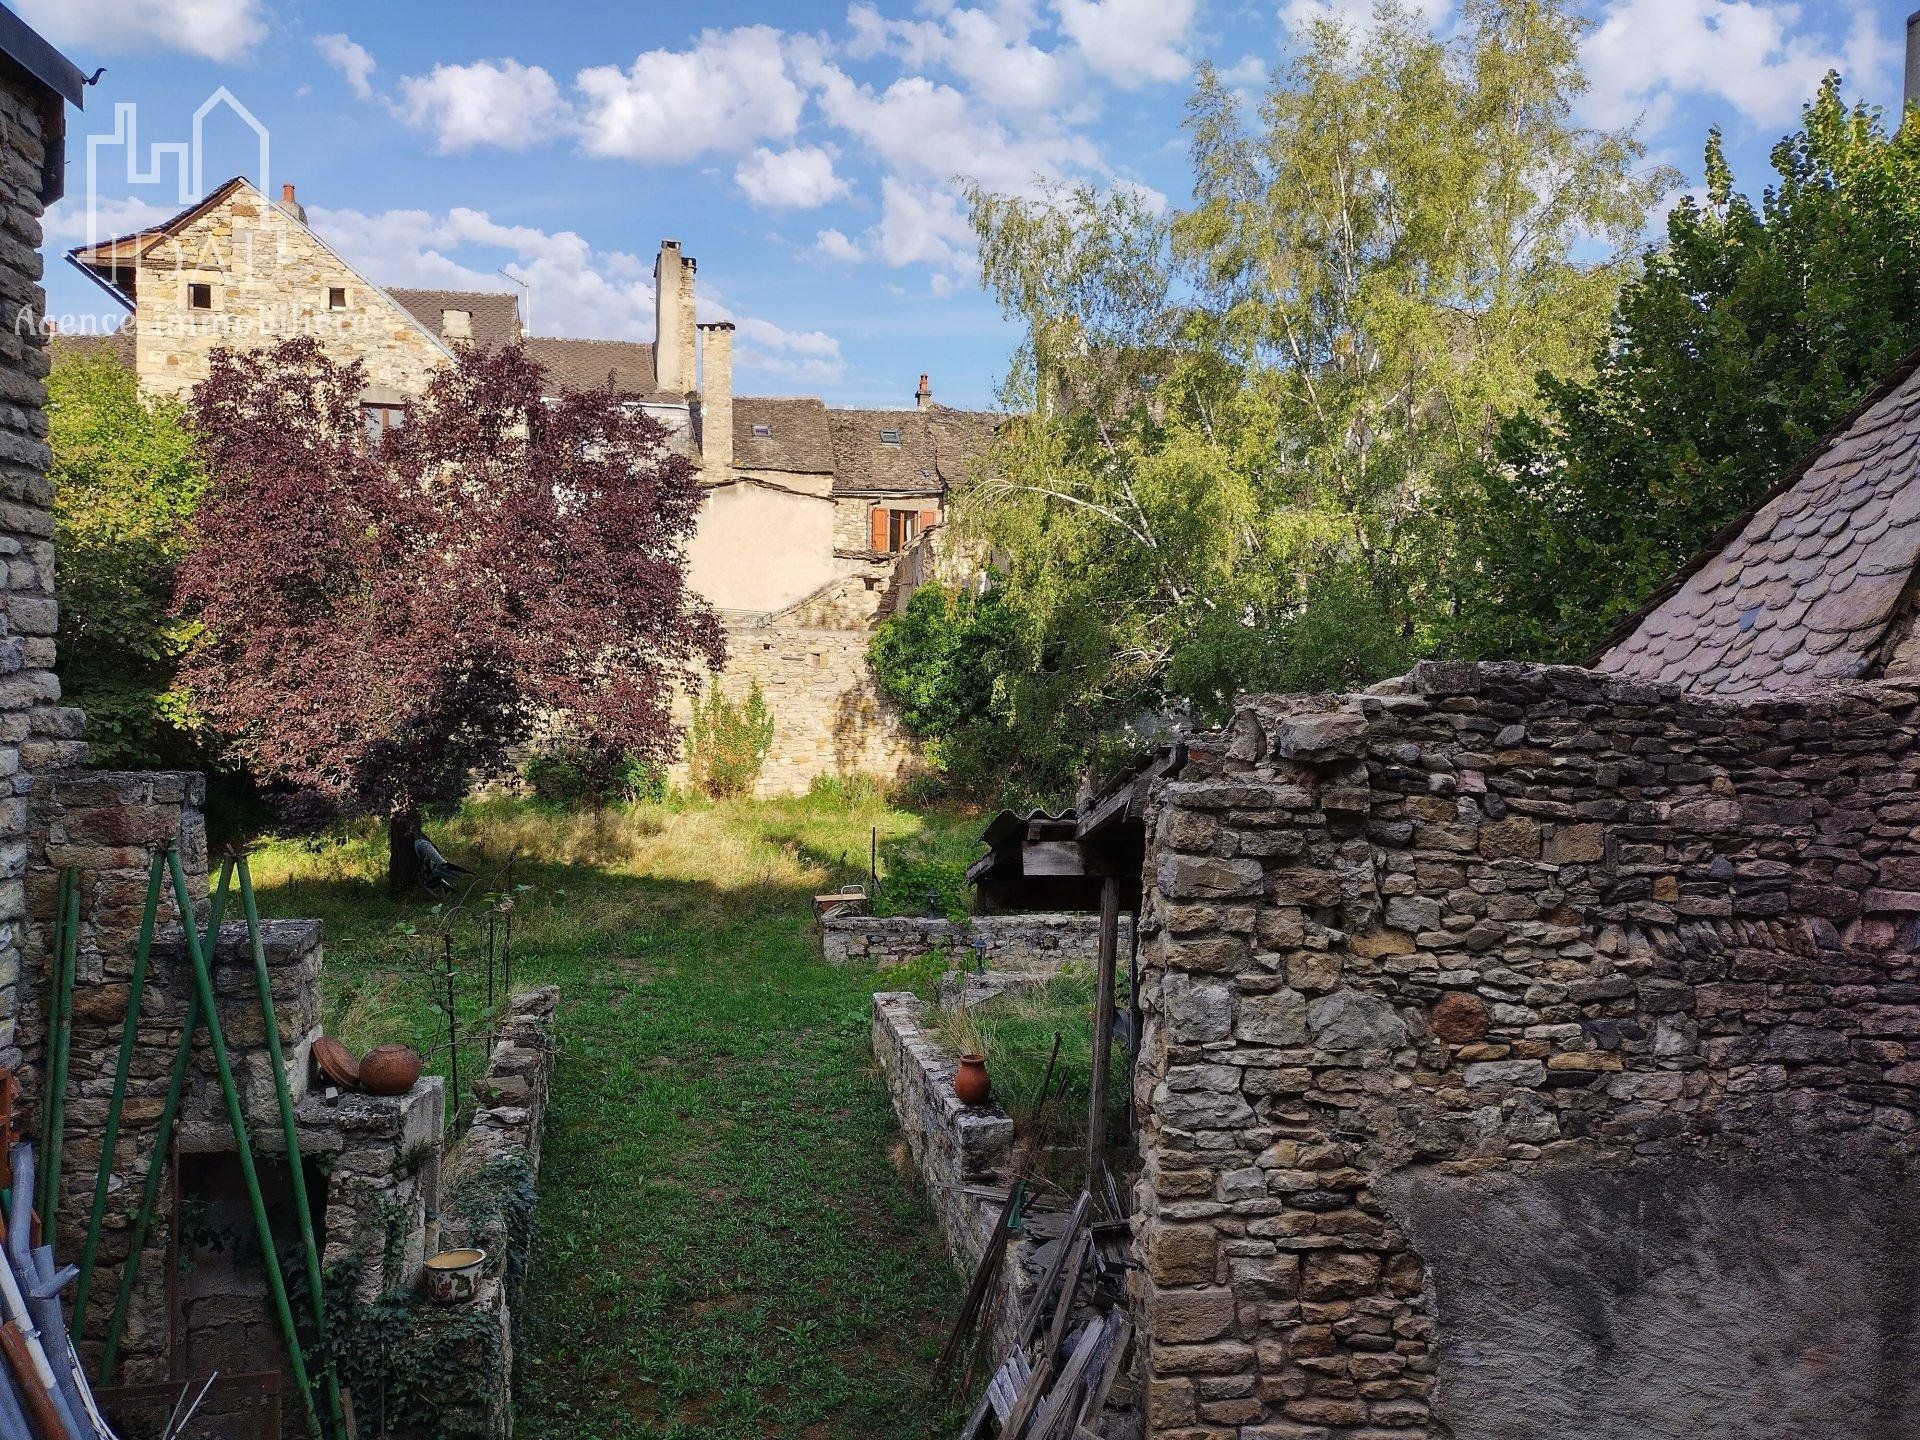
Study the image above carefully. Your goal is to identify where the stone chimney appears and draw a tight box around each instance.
[653,240,699,393]
[1907,8,1919,115]
[278,181,306,225]
[916,373,933,410]
[698,321,735,477]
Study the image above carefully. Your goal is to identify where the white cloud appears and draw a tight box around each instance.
[844,1,1079,112]
[1055,0,1196,88]
[315,33,377,101]
[43,194,181,250]
[394,60,571,154]
[815,66,1102,194]
[576,26,810,162]
[307,205,841,385]
[814,227,866,262]
[872,177,976,272]
[734,145,853,210]
[13,0,266,62]
[1582,0,1895,132]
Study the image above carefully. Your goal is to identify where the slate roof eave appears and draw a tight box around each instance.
[1589,344,1920,668]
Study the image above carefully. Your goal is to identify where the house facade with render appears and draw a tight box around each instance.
[60,176,991,790]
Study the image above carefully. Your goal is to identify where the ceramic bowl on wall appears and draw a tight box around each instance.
[359,1043,422,1096]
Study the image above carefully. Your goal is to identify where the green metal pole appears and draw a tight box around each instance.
[237,854,345,1440]
[166,849,326,1440]
[41,869,78,1230]
[96,855,232,1387]
[71,850,166,1343]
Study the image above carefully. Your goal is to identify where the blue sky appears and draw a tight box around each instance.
[16,0,1910,409]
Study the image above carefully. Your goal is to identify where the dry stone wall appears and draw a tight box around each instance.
[824,912,1132,971]
[1133,661,1920,1440]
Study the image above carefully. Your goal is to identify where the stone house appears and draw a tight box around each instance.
[61,179,998,790]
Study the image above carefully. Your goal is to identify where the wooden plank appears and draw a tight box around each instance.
[1087,877,1120,1194]
[1021,840,1087,877]
[999,1322,1080,1440]
[1016,1191,1090,1351]
[1027,1316,1107,1440]
[1074,1316,1133,1433]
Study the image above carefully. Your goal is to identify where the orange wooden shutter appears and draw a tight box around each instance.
[919,508,939,532]
[871,507,889,551]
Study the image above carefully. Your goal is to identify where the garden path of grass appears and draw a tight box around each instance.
[251,793,977,1439]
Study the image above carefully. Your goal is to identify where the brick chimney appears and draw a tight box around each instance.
[1907,8,1919,115]
[698,321,735,477]
[653,240,699,393]
[277,181,306,225]
[916,373,932,410]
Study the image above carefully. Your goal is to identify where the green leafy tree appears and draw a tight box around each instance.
[955,0,1668,796]
[48,350,206,766]
[1450,77,1920,660]
[687,679,775,799]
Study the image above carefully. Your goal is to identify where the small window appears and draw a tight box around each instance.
[888,509,918,552]
[879,427,902,445]
[362,402,406,447]
[328,287,348,310]
[751,423,772,439]
[187,283,213,310]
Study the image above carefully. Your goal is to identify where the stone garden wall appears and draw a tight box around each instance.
[872,989,1011,1269]
[826,912,1132,971]
[1132,661,1920,1440]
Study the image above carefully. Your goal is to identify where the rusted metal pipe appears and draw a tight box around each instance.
[0,1326,59,1440]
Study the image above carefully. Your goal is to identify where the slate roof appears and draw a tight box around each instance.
[524,337,660,397]
[1596,349,1920,696]
[388,289,524,350]
[826,405,997,494]
[734,396,835,475]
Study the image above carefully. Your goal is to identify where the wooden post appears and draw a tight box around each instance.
[1088,875,1119,1199]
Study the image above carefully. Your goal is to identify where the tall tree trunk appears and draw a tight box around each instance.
[388,808,423,897]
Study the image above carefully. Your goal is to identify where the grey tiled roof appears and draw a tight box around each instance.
[1597,350,1920,696]
[387,289,523,350]
[826,405,997,493]
[50,327,136,369]
[735,396,835,475]
[524,337,659,397]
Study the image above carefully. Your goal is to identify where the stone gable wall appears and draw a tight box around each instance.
[130,183,449,401]
[1133,661,1920,1440]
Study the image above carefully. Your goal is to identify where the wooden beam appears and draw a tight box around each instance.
[1087,876,1119,1198]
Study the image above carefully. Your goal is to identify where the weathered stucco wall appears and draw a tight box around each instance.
[686,482,842,616]
[825,912,1134,972]
[1133,661,1920,1440]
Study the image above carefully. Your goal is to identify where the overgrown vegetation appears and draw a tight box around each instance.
[932,968,1128,1169]
[874,4,1920,803]
[686,679,776,799]
[908,0,1670,799]
[254,790,979,1439]
[47,351,206,768]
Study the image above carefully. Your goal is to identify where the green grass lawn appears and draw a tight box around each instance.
[250,789,981,1439]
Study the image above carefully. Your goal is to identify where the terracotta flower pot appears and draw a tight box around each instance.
[359,1043,422,1096]
[954,1053,991,1107]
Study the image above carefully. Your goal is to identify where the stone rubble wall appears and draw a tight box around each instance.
[0,75,88,1082]
[1133,661,1920,1440]
[669,624,921,796]
[825,912,1134,971]
[431,986,560,1440]
[872,990,1012,1269]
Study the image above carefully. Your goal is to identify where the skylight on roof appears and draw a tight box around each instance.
[751,423,773,438]
[879,428,902,445]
